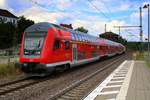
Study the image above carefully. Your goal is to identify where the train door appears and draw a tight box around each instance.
[72,43,77,63]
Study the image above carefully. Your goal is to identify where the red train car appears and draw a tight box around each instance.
[16,22,125,76]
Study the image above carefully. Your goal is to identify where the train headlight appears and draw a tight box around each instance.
[23,63,27,66]
[36,51,41,55]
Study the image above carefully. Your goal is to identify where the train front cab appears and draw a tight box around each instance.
[17,23,55,75]
[17,23,74,75]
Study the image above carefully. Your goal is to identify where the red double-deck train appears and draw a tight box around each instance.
[16,22,125,76]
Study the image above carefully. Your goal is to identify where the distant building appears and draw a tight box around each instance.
[60,24,73,29]
[99,31,127,45]
[99,32,119,41]
[0,9,18,27]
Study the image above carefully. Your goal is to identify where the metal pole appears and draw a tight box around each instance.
[140,7,143,52]
[148,5,150,58]
[140,7,143,42]
[119,26,121,36]
[105,24,107,33]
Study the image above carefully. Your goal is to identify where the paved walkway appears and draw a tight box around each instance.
[126,61,150,100]
[84,60,150,100]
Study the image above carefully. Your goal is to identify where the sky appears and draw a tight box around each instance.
[0,0,150,41]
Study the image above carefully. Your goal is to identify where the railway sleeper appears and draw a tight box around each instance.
[60,95,79,100]
[68,90,85,95]
[64,92,84,97]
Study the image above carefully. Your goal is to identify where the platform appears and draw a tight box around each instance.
[84,60,150,100]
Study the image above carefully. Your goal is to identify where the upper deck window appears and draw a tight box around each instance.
[71,33,76,40]
[74,34,79,41]
[82,35,86,41]
[78,34,82,41]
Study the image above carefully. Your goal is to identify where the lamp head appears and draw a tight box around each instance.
[143,4,149,8]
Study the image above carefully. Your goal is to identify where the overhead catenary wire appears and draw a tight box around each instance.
[25,0,100,34]
[87,0,112,21]
[125,30,140,38]
[98,0,116,19]
[26,0,77,24]
[25,0,136,40]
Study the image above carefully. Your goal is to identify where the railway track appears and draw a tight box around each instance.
[0,76,48,97]
[0,75,30,87]
[0,53,129,100]
[49,54,127,100]
[0,77,34,97]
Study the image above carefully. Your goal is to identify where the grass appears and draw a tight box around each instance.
[133,51,150,68]
[146,61,150,68]
[135,53,145,60]
[0,63,21,78]
[132,51,145,60]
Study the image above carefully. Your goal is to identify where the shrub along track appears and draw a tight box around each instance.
[0,53,131,100]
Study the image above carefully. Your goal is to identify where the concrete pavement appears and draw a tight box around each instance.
[84,60,150,100]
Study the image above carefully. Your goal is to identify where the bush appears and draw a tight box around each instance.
[0,63,21,77]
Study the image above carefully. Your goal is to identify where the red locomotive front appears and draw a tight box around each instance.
[17,22,72,75]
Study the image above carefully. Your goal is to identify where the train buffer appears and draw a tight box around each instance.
[84,60,150,100]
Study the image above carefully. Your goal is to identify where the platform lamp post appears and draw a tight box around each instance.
[143,4,150,59]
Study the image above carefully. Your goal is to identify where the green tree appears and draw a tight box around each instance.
[0,22,16,49]
[99,32,127,45]
[74,26,88,33]
[17,16,34,43]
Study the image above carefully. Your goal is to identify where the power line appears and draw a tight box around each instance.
[26,0,103,33]
[25,0,116,36]
[87,0,111,21]
[125,30,140,38]
[26,0,76,24]
[99,0,116,19]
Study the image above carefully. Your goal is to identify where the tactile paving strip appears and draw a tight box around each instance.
[84,60,134,100]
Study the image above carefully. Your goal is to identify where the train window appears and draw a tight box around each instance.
[89,37,92,42]
[84,36,87,41]
[53,40,60,50]
[75,34,79,41]
[87,36,89,41]
[71,33,75,40]
[90,37,92,41]
[91,37,93,42]
[79,35,82,41]
[78,34,82,41]
[87,36,90,41]
[92,37,95,42]
[82,35,85,41]
[65,41,70,50]
[81,35,84,41]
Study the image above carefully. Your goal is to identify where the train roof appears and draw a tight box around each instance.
[24,22,66,32]
[24,22,123,47]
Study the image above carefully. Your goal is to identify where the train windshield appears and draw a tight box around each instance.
[24,32,46,56]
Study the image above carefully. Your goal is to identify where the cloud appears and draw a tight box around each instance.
[72,16,126,37]
[17,6,69,23]
[129,8,148,38]
[28,0,74,11]
[55,0,72,10]
[86,0,131,14]
[120,3,130,11]
[12,0,146,41]
[0,0,6,9]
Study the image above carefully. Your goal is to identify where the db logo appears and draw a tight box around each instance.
[66,54,70,59]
